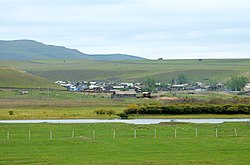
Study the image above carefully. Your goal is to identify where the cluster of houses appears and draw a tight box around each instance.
[55,81,142,93]
[55,81,228,92]
[54,80,246,98]
[171,82,225,91]
[55,81,145,98]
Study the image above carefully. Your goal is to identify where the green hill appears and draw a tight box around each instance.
[0,40,146,61]
[0,66,63,89]
[0,59,249,83]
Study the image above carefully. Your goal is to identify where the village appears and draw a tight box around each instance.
[55,80,250,98]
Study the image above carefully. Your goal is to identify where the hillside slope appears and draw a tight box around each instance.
[0,66,63,89]
[0,40,146,61]
[1,59,249,83]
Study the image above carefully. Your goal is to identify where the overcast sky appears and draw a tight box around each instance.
[1,0,250,59]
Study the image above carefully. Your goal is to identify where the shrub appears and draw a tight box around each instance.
[124,104,250,115]
[95,109,115,115]
[227,106,238,114]
[125,104,139,114]
[117,113,129,119]
[9,111,14,115]
[127,104,138,109]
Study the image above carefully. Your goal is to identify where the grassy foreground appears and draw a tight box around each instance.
[0,122,250,164]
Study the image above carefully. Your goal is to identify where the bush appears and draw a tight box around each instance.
[95,109,115,115]
[117,113,129,119]
[9,111,14,115]
[127,104,139,110]
[124,104,250,115]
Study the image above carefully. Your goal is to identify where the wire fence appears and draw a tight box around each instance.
[1,127,250,141]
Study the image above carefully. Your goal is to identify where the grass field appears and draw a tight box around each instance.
[0,59,249,83]
[1,89,249,120]
[0,89,153,119]
[0,122,250,164]
[1,59,249,164]
[0,66,63,89]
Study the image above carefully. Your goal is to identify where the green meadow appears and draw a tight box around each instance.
[0,122,249,165]
[1,59,249,82]
[1,89,249,120]
[0,59,250,164]
[0,66,62,89]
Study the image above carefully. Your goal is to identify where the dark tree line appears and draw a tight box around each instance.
[125,104,250,115]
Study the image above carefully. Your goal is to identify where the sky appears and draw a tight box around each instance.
[1,0,250,59]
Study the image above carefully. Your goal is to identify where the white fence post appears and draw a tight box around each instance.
[134,129,137,138]
[50,130,53,140]
[154,129,157,138]
[72,130,75,138]
[7,131,9,140]
[29,130,31,140]
[234,128,237,137]
[113,130,116,139]
[196,128,198,138]
[175,129,177,138]
[215,128,218,138]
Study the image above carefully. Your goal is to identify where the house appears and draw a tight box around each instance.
[244,83,250,91]
[111,91,137,98]
[89,84,99,90]
[195,88,207,92]
[134,86,142,93]
[68,85,77,91]
[120,83,134,88]
[21,91,29,94]
[88,84,104,92]
[113,86,125,90]
[171,84,189,90]
[77,85,89,91]
[142,92,151,98]
[90,82,97,85]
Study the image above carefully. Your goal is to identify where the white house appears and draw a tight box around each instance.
[244,83,250,91]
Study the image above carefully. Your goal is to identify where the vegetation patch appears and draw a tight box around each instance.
[125,104,250,115]
[94,109,115,115]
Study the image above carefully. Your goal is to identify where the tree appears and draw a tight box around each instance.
[87,81,91,86]
[143,77,156,92]
[227,75,248,91]
[171,78,176,86]
[145,77,156,88]
[208,80,218,91]
[178,74,188,84]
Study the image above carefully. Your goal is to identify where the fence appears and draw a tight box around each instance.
[1,127,249,141]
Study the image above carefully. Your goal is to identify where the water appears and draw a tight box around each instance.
[0,118,249,124]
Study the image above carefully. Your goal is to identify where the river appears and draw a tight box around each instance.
[0,118,250,124]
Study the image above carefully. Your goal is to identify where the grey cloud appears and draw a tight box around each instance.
[0,0,250,59]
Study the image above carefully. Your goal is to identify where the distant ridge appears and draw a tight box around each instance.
[0,40,146,61]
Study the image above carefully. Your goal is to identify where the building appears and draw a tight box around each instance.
[142,92,151,98]
[111,91,137,98]
[244,83,250,91]
[171,84,189,90]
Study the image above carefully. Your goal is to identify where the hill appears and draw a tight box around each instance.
[0,66,63,89]
[0,59,249,83]
[0,40,146,61]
